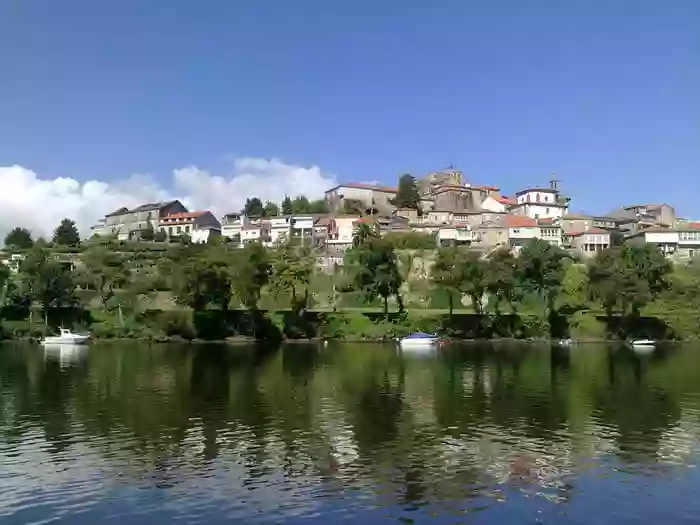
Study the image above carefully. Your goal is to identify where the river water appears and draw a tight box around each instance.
[1,341,700,524]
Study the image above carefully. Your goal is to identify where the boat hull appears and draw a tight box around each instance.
[41,336,90,345]
[399,338,439,350]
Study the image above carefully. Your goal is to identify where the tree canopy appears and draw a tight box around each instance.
[391,174,422,213]
[242,197,265,218]
[4,227,34,249]
[53,218,81,246]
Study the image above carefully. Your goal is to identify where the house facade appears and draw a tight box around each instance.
[92,200,187,240]
[324,183,397,215]
[158,211,221,244]
[627,225,700,261]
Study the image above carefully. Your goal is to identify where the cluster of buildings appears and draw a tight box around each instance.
[88,168,700,263]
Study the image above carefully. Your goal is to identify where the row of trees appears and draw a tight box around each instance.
[4,219,81,249]
[242,195,328,218]
[0,215,683,338]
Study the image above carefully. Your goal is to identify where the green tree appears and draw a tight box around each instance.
[52,218,81,247]
[384,231,436,250]
[352,221,379,248]
[292,196,311,214]
[80,246,130,323]
[343,199,365,216]
[140,222,155,241]
[486,247,522,315]
[270,242,316,310]
[518,239,568,315]
[263,201,280,217]
[154,229,167,242]
[0,263,9,309]
[4,227,34,249]
[281,195,294,215]
[308,199,328,214]
[587,244,672,317]
[20,247,77,325]
[231,243,271,309]
[391,174,421,213]
[172,257,232,311]
[431,247,462,317]
[460,251,487,314]
[242,197,265,218]
[347,237,403,315]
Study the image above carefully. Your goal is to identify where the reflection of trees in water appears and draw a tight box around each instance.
[2,342,700,504]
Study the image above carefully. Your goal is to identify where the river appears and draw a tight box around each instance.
[1,341,700,524]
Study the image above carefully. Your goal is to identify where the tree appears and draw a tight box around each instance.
[0,263,9,309]
[308,199,328,214]
[352,221,379,248]
[384,231,436,250]
[486,248,522,315]
[431,247,462,317]
[154,229,167,242]
[518,239,569,315]
[140,222,155,241]
[242,197,265,218]
[587,244,672,317]
[263,201,280,217]
[281,195,294,215]
[172,257,232,311]
[347,237,403,315]
[52,218,81,246]
[4,227,34,249]
[230,243,270,309]
[20,247,77,325]
[391,174,421,213]
[343,199,365,216]
[270,242,316,310]
[292,196,311,214]
[460,251,488,314]
[80,246,130,323]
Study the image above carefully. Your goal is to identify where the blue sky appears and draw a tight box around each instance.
[0,0,698,221]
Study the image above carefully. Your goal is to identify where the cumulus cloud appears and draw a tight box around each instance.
[0,157,337,241]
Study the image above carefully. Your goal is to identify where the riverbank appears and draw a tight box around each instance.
[2,308,699,342]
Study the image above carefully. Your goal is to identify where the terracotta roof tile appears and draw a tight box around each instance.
[162,211,207,220]
[503,215,537,228]
[495,196,517,205]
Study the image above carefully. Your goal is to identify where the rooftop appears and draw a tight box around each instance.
[495,196,517,206]
[515,187,559,196]
[503,215,537,228]
[326,182,397,194]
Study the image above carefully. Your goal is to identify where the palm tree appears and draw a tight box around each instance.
[352,221,379,248]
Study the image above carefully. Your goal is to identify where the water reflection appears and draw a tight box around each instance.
[0,341,700,523]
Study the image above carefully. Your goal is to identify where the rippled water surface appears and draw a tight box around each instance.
[2,342,700,524]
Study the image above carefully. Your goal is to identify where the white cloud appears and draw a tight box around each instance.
[0,157,337,241]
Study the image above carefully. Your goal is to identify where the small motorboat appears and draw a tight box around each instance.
[629,339,656,347]
[398,332,439,350]
[40,328,90,346]
[556,338,574,347]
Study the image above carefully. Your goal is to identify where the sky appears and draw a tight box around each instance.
[0,0,698,238]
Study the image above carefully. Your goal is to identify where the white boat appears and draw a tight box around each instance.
[399,332,439,350]
[556,338,574,347]
[629,339,656,347]
[40,328,90,346]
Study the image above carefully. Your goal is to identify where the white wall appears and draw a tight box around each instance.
[480,196,506,213]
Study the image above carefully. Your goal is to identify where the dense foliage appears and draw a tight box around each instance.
[0,217,697,340]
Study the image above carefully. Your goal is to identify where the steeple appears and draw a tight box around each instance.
[549,172,560,191]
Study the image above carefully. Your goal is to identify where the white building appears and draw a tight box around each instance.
[480,195,517,213]
[267,215,315,246]
[627,225,700,261]
[158,211,221,243]
[437,225,480,247]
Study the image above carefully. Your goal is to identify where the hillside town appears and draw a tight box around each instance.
[87,168,699,263]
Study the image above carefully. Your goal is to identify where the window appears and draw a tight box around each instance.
[512,228,520,233]
[536,193,541,202]
[545,207,550,214]
[527,195,531,202]
[169,227,173,235]
[177,226,182,234]
[185,225,190,233]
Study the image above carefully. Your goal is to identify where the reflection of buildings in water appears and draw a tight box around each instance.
[43,345,87,368]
